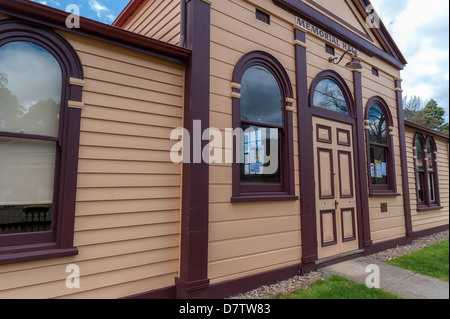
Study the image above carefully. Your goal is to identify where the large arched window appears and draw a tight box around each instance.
[414,134,441,210]
[310,70,354,120]
[0,41,61,235]
[365,97,397,195]
[231,51,297,202]
[0,20,84,264]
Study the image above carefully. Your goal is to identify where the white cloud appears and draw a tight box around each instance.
[371,0,449,122]
[88,0,116,23]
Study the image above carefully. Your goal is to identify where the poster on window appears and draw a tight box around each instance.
[374,160,382,178]
[249,144,265,174]
[381,162,387,177]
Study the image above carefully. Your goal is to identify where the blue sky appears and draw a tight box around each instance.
[34,0,449,123]
[32,0,129,24]
[366,0,449,122]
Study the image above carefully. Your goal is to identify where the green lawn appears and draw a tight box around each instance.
[274,240,449,299]
[274,276,400,299]
[385,239,449,281]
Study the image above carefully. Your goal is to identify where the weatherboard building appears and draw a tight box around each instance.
[0,0,448,299]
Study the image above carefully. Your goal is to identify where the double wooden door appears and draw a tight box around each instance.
[313,117,359,260]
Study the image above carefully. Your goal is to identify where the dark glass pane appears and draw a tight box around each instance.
[370,144,388,185]
[313,79,348,114]
[426,140,434,171]
[428,172,435,202]
[0,42,62,137]
[416,172,424,202]
[240,124,280,184]
[241,66,283,126]
[415,137,423,170]
[368,105,387,145]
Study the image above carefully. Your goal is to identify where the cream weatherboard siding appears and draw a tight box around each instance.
[0,32,184,299]
[405,128,450,233]
[208,0,301,284]
[121,0,181,46]
[206,0,406,283]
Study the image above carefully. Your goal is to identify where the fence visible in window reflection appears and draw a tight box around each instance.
[0,205,52,235]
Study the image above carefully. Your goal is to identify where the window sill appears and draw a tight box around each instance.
[0,244,78,265]
[369,191,401,197]
[231,194,299,203]
[417,205,443,212]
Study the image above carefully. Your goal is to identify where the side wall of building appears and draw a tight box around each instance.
[405,128,449,232]
[0,28,184,299]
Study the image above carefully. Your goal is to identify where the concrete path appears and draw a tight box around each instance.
[319,257,449,299]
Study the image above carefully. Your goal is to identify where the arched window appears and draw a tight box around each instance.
[414,135,426,205]
[414,134,441,209]
[231,51,297,202]
[365,97,397,195]
[313,78,349,114]
[0,42,61,228]
[240,65,282,184]
[310,70,354,120]
[0,20,84,264]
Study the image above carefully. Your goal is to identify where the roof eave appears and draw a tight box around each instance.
[0,0,190,63]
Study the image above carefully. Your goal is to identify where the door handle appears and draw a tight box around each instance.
[334,200,339,210]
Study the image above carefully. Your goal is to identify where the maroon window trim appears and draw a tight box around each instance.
[413,133,442,211]
[231,51,297,203]
[0,19,83,265]
[364,96,399,197]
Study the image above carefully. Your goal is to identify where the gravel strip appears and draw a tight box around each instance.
[228,230,449,299]
[366,230,449,262]
[227,271,323,299]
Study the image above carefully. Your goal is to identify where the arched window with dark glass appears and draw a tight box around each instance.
[414,133,441,209]
[310,71,354,120]
[0,20,84,265]
[231,51,297,202]
[240,65,282,185]
[365,97,397,195]
[414,135,426,205]
[313,78,349,114]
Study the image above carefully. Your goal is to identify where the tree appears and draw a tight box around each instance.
[403,97,449,134]
[411,99,446,131]
[403,95,423,121]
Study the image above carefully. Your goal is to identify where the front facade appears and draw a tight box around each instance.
[0,0,448,299]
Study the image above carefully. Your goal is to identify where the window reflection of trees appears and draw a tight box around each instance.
[313,79,348,114]
[368,105,387,145]
[0,44,61,137]
[0,78,59,137]
[241,66,283,126]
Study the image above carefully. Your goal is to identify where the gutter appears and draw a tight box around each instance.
[0,0,191,63]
